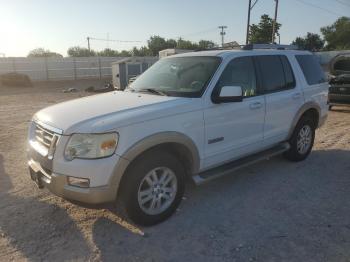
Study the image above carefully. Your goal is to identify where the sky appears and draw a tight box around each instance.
[0,0,349,57]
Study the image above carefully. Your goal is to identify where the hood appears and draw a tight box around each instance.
[34,91,195,134]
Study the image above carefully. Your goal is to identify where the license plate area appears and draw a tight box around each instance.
[28,159,52,188]
[29,167,44,189]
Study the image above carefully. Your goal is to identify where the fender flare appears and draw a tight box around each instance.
[121,131,200,172]
[287,101,321,139]
[109,132,200,197]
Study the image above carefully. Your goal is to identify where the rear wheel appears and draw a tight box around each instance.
[284,117,315,162]
[120,151,185,226]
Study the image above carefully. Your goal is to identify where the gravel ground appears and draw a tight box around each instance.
[0,81,350,262]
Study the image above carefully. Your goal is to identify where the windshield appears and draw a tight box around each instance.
[129,56,221,97]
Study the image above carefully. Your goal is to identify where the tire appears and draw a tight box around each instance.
[329,105,333,110]
[284,117,315,162]
[120,151,185,226]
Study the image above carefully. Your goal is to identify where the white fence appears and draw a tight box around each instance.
[0,57,130,81]
[3,52,347,81]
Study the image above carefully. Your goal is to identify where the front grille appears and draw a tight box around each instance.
[33,123,59,159]
[35,124,55,149]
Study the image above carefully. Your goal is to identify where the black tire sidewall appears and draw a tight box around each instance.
[285,117,315,161]
[122,151,185,226]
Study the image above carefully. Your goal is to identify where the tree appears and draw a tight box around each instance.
[292,32,324,51]
[176,38,198,50]
[146,35,216,55]
[249,14,281,44]
[321,16,350,50]
[27,48,63,58]
[131,46,151,56]
[119,50,132,57]
[147,36,168,56]
[198,40,216,50]
[166,39,177,48]
[67,46,96,57]
[98,48,120,57]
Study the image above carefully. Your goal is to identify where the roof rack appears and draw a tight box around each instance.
[242,44,299,50]
[195,44,300,52]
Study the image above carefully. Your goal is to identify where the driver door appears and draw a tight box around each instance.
[203,56,266,169]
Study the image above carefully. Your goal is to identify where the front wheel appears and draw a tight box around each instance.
[284,117,315,162]
[120,151,185,226]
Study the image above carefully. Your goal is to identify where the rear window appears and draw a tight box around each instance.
[295,55,327,85]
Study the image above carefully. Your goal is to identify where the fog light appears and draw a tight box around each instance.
[67,176,90,188]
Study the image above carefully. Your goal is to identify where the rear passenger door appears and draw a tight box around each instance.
[255,55,304,145]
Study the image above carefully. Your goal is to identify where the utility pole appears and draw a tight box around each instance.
[218,26,227,47]
[271,0,279,44]
[246,0,259,45]
[87,37,91,52]
[246,0,252,45]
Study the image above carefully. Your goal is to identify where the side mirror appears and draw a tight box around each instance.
[212,85,243,103]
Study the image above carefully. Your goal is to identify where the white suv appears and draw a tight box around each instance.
[28,46,328,225]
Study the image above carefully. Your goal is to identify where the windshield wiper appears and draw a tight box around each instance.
[138,88,168,96]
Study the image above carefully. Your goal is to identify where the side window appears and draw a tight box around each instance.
[216,56,257,97]
[256,55,287,93]
[295,55,327,85]
[280,56,296,88]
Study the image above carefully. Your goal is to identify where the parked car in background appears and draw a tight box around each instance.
[27,45,328,226]
[328,53,350,109]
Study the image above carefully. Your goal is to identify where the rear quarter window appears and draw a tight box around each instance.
[295,55,327,85]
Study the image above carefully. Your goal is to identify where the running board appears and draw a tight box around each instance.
[193,142,290,185]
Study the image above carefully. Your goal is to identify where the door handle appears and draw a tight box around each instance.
[292,93,302,99]
[249,102,262,109]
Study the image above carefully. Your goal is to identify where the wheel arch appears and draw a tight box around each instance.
[288,102,320,139]
[110,132,200,197]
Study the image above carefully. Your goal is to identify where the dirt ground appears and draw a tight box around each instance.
[0,81,350,262]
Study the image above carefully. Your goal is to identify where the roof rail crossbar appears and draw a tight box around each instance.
[243,44,299,50]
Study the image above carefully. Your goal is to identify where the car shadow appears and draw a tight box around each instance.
[0,154,91,261]
[92,149,350,261]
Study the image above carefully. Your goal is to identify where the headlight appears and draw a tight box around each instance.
[64,133,118,160]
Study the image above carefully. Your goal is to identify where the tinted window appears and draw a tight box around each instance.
[280,56,296,88]
[256,55,286,93]
[296,55,327,85]
[216,57,257,97]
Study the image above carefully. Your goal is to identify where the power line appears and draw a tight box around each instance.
[250,0,259,10]
[88,37,142,43]
[335,0,350,8]
[177,27,218,39]
[295,0,346,16]
[86,36,143,51]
